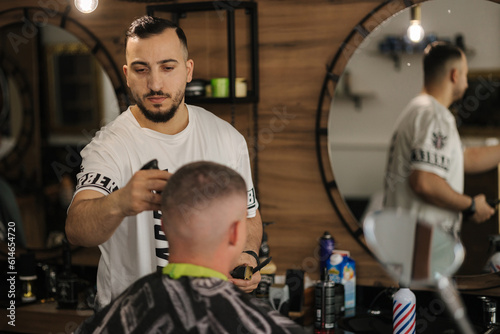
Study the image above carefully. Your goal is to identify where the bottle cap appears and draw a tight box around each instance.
[322,231,333,239]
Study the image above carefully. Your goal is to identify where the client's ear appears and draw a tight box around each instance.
[228,220,241,246]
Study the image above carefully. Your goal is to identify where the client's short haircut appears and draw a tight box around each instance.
[162,161,246,220]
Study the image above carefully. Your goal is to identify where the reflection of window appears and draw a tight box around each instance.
[46,43,101,134]
[453,70,500,136]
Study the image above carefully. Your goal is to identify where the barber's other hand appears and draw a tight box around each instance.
[116,169,171,216]
[472,194,495,224]
[229,251,261,293]
[230,271,261,293]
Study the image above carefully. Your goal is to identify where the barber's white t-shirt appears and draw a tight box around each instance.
[384,94,463,233]
[73,104,258,308]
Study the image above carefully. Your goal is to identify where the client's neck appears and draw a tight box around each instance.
[168,253,232,278]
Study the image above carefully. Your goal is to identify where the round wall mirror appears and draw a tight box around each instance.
[316,0,500,274]
[0,7,128,250]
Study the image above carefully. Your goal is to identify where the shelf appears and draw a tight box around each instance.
[147,2,259,104]
[334,93,376,110]
[186,95,257,105]
[335,71,375,109]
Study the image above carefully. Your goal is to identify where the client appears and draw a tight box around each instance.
[75,161,305,333]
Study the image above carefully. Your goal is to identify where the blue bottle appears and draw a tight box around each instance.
[320,231,335,281]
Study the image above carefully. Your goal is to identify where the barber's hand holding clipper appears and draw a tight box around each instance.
[464,194,495,224]
[66,159,171,247]
[116,159,171,217]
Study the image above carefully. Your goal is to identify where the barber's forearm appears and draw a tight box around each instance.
[409,170,472,211]
[245,210,263,254]
[417,186,471,211]
[464,145,500,174]
[65,193,125,247]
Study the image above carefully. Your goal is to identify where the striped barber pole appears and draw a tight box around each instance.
[393,299,416,334]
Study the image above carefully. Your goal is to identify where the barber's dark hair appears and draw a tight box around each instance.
[162,161,246,218]
[423,41,463,86]
[125,16,188,57]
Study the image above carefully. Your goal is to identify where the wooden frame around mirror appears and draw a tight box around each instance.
[0,6,129,163]
[316,0,500,287]
[315,0,414,256]
[0,6,129,250]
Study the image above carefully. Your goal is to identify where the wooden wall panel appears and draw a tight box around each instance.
[256,1,392,285]
[0,0,394,286]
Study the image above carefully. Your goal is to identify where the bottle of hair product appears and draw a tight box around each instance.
[255,222,276,301]
[56,238,79,309]
[393,288,416,334]
[314,273,344,334]
[319,231,335,281]
[19,253,37,303]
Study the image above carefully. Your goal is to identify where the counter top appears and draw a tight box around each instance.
[0,301,92,334]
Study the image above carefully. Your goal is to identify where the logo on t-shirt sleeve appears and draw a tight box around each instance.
[432,132,447,149]
[76,172,119,194]
[247,188,257,209]
[411,149,450,171]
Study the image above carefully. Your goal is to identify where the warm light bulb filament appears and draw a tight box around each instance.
[407,20,425,43]
[74,0,98,13]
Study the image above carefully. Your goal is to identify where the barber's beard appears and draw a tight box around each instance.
[135,89,185,123]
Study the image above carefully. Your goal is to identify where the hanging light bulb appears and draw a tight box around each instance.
[407,5,424,43]
[74,0,98,13]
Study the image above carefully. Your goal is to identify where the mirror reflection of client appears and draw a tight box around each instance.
[75,161,306,334]
[384,41,500,235]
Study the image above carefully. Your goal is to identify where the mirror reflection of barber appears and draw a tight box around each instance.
[383,42,498,234]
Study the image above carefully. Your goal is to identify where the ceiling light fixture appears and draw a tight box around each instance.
[74,0,98,13]
[407,4,425,43]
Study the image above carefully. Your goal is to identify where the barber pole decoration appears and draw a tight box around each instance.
[488,252,500,273]
[393,288,416,334]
